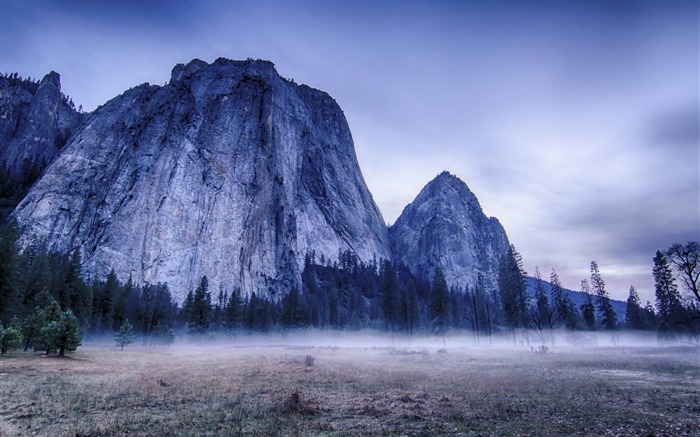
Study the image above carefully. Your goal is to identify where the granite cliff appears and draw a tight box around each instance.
[0,72,83,175]
[11,58,390,301]
[390,171,510,293]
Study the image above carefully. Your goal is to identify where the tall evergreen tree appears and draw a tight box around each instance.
[62,250,92,322]
[625,286,645,330]
[531,267,552,336]
[93,270,118,330]
[580,279,596,330]
[402,279,419,335]
[34,297,63,354]
[498,244,529,332]
[281,287,306,328]
[188,276,212,333]
[590,261,617,330]
[0,321,23,355]
[47,309,82,356]
[550,269,577,329]
[224,288,243,332]
[112,275,133,330]
[653,250,683,324]
[137,283,176,340]
[430,266,451,343]
[380,260,398,331]
[244,293,257,331]
[0,223,21,324]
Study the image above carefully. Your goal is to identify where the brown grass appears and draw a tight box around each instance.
[1,342,698,436]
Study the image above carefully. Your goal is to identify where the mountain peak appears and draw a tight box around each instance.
[390,172,509,292]
[417,170,480,209]
[40,71,61,89]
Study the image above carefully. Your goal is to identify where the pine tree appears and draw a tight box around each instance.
[112,275,132,330]
[653,250,684,324]
[223,288,243,332]
[328,286,339,328]
[188,276,212,333]
[41,309,82,356]
[0,321,23,354]
[114,319,135,351]
[590,261,617,330]
[62,250,92,323]
[531,268,552,338]
[380,260,398,331]
[550,269,576,329]
[625,286,645,330]
[34,298,62,354]
[281,287,306,328]
[94,270,118,330]
[580,279,596,330]
[244,293,257,331]
[642,300,658,330]
[498,244,529,333]
[0,223,21,324]
[430,266,451,343]
[403,279,419,336]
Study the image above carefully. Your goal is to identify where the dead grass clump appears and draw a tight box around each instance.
[534,345,550,354]
[384,347,429,356]
[304,354,315,367]
[282,388,317,415]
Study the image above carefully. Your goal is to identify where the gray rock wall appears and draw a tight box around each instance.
[12,59,390,301]
[0,72,83,173]
[390,171,510,293]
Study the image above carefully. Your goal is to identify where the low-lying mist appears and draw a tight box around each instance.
[83,328,698,352]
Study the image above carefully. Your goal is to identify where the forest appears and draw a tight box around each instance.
[1,219,698,356]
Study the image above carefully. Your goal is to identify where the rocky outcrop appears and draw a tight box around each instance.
[12,58,390,301]
[0,72,83,174]
[390,171,510,293]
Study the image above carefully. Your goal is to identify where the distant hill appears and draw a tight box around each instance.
[525,276,627,322]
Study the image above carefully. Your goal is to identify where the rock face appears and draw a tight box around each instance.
[390,171,510,293]
[12,58,390,301]
[0,72,83,174]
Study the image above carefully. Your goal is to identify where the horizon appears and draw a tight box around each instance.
[2,0,698,302]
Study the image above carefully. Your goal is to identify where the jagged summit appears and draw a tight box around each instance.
[0,70,83,176]
[417,170,481,205]
[11,59,390,301]
[390,171,509,293]
[170,58,277,84]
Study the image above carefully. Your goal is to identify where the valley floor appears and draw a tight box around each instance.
[1,336,698,436]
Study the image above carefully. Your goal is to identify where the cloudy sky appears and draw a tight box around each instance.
[2,0,698,301]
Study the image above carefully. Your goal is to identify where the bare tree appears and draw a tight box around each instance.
[667,242,700,305]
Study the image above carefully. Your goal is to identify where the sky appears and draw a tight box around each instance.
[2,0,698,302]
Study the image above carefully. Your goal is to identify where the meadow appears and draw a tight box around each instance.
[1,333,698,436]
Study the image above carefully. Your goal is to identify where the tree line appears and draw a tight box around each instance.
[1,220,698,354]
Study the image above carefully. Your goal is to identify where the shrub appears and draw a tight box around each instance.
[0,322,23,355]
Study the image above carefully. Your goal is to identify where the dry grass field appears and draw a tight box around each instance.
[1,335,698,436]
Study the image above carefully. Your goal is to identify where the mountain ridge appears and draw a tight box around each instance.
[5,59,509,301]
